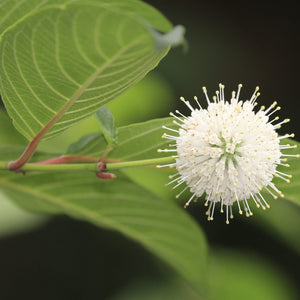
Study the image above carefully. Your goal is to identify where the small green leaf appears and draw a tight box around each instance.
[96,107,118,145]
[67,133,103,155]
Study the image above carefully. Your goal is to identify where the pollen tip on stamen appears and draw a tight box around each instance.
[233,182,237,186]
[215,191,219,194]
[202,86,207,93]
[255,86,259,91]
[220,209,224,213]
[284,118,290,123]
[169,112,174,116]
[226,220,230,224]
[239,210,243,215]
[291,133,295,137]
[157,149,162,152]
[156,165,161,168]
[238,83,243,88]
[277,106,281,111]
[256,204,260,208]
[162,133,167,138]
[266,204,270,209]
[260,106,265,111]
[194,96,198,100]
[184,203,189,208]
[273,196,278,199]
[279,193,285,198]
[180,96,185,101]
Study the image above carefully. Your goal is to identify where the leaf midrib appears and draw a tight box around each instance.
[38,35,147,139]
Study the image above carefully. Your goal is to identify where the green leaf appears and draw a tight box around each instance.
[110,277,201,300]
[0,109,26,145]
[96,107,118,145]
[67,133,103,155]
[273,139,300,206]
[0,146,207,293]
[255,197,300,255]
[209,249,297,300]
[67,117,174,160]
[0,0,177,141]
[0,189,48,238]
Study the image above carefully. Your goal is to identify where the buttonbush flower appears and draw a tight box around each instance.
[159,84,298,223]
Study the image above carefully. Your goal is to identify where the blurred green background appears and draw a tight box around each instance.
[0,0,299,299]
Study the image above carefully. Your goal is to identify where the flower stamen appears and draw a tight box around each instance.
[162,84,297,223]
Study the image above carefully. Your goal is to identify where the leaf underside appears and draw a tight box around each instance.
[0,0,172,141]
[0,146,207,293]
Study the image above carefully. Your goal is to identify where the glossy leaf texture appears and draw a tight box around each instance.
[0,0,178,141]
[0,146,207,293]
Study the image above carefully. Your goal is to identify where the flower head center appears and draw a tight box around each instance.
[225,142,236,154]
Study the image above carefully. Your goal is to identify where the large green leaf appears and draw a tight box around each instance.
[0,146,207,293]
[0,0,179,141]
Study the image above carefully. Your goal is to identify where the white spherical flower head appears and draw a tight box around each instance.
[160,84,298,224]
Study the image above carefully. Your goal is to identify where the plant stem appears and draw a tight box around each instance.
[33,156,99,165]
[0,156,175,173]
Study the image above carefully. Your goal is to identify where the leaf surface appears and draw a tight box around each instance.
[273,139,300,206]
[67,117,174,160]
[0,146,207,292]
[96,107,118,145]
[0,0,177,141]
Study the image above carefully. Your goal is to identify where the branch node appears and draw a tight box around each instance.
[97,161,116,180]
